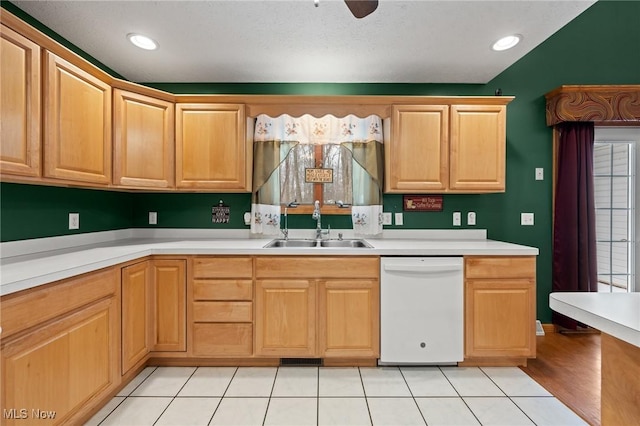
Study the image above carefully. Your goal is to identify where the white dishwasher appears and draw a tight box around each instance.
[380,257,464,365]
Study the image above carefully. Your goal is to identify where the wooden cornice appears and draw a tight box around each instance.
[545,85,640,126]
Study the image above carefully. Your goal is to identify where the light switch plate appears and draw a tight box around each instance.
[521,212,535,226]
[394,212,404,226]
[68,213,79,230]
[535,168,544,180]
[382,212,392,225]
[149,212,158,225]
[453,212,461,226]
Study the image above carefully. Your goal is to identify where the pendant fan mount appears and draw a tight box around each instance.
[344,0,379,19]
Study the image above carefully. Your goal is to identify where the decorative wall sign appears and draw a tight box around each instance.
[305,168,334,183]
[212,200,230,224]
[403,195,443,212]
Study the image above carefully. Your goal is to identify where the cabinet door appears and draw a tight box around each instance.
[450,105,506,191]
[113,89,175,188]
[1,297,118,426]
[151,260,186,352]
[43,52,111,184]
[255,280,316,357]
[465,279,535,358]
[0,24,41,177]
[175,103,249,191]
[319,280,379,358]
[121,261,151,374]
[386,105,448,192]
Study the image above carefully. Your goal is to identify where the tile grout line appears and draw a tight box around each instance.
[438,366,484,426]
[207,366,239,426]
[317,367,320,426]
[357,367,374,426]
[261,366,280,426]
[151,366,199,426]
[97,366,159,425]
[478,367,539,425]
[398,367,428,426]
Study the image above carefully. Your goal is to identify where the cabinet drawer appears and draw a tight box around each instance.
[193,280,253,301]
[0,268,117,339]
[192,323,252,356]
[192,257,252,279]
[193,301,252,322]
[255,256,379,279]
[465,256,535,279]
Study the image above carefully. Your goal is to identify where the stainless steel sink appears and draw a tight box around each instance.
[263,239,318,248]
[263,239,372,248]
[319,239,372,248]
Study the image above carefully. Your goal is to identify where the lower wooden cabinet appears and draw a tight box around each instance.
[255,280,317,357]
[464,256,536,364]
[122,259,187,369]
[121,261,151,374]
[254,256,380,359]
[0,268,119,426]
[189,256,254,357]
[151,259,186,352]
[319,279,380,358]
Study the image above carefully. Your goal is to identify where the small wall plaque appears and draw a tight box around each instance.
[212,200,230,224]
[403,195,443,212]
[305,168,333,183]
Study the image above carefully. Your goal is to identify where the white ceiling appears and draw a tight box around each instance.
[11,0,596,84]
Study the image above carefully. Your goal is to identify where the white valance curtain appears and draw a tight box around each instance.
[251,113,384,236]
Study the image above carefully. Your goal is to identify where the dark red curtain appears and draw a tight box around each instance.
[552,122,598,329]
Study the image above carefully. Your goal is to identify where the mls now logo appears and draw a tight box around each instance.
[3,408,57,420]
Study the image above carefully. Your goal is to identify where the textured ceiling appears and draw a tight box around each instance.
[12,0,596,83]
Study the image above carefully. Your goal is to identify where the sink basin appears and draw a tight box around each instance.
[263,239,318,248]
[319,239,372,248]
[263,239,372,248]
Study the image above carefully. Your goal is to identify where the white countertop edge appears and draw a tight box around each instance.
[1,228,490,260]
[549,292,640,348]
[1,233,538,296]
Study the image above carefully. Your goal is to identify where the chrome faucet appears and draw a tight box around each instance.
[312,200,329,239]
[282,201,299,240]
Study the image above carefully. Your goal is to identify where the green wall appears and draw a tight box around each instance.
[0,183,133,241]
[2,1,639,321]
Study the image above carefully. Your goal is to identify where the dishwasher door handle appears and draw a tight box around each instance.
[383,264,462,273]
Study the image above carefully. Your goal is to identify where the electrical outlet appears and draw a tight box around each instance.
[535,168,544,180]
[382,212,392,225]
[521,213,535,226]
[394,212,404,226]
[453,212,461,226]
[149,212,158,225]
[68,213,79,230]
[467,212,476,226]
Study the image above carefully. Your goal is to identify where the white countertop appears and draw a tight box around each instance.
[0,229,538,296]
[550,292,640,347]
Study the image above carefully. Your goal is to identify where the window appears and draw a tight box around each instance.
[594,127,640,292]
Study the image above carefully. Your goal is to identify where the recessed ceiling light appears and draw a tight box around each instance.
[492,35,521,51]
[127,33,158,50]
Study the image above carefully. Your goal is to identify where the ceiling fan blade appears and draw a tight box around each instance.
[344,0,379,19]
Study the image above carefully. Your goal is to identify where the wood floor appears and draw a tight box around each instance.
[520,328,601,426]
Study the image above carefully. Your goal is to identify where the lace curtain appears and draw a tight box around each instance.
[251,114,384,236]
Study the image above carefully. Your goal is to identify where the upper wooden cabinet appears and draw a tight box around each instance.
[450,105,506,191]
[43,52,112,185]
[386,103,508,193]
[386,105,449,192]
[175,103,251,191]
[0,24,41,178]
[113,89,175,189]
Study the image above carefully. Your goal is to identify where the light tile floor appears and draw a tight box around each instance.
[86,366,588,426]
